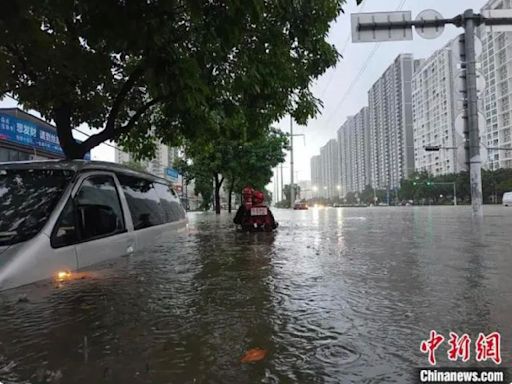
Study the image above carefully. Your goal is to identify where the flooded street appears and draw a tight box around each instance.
[1,206,511,383]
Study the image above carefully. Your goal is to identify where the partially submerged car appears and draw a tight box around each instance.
[0,160,187,291]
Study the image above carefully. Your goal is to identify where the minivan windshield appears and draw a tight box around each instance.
[0,169,74,246]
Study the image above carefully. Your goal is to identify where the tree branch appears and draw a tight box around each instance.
[104,64,146,134]
[115,96,165,138]
[82,96,164,151]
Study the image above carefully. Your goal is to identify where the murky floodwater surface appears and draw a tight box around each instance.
[1,206,511,383]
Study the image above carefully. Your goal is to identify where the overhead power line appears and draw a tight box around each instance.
[318,0,369,100]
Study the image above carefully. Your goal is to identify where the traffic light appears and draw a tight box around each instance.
[424,145,441,152]
[412,181,417,186]
[426,181,433,186]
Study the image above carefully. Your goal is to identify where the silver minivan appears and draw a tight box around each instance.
[0,160,187,291]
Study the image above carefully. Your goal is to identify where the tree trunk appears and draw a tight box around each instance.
[228,178,235,213]
[214,174,224,215]
[54,104,88,159]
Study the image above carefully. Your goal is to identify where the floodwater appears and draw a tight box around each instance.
[1,206,511,383]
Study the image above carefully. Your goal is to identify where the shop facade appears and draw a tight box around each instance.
[0,108,90,162]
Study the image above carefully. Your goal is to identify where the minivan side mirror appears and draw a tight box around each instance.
[77,204,119,239]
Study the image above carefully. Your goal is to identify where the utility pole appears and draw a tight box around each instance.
[290,116,295,207]
[351,8,512,216]
[280,163,284,202]
[286,119,305,208]
[274,168,278,205]
[463,9,483,216]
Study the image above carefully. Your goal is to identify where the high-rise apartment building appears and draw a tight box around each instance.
[355,107,371,192]
[319,144,329,198]
[320,139,339,199]
[310,155,322,192]
[412,39,468,176]
[115,143,179,179]
[368,54,416,189]
[337,107,371,195]
[337,118,353,197]
[480,0,512,169]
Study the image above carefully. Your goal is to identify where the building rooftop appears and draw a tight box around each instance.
[0,108,56,131]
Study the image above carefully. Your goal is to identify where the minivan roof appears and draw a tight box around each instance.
[0,159,172,184]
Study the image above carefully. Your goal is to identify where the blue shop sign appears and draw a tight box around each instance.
[0,113,90,160]
[165,167,179,180]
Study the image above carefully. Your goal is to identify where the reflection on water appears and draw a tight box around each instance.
[1,206,511,383]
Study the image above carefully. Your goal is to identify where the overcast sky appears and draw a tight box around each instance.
[1,0,489,188]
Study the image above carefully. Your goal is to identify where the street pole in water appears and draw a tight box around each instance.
[463,9,483,216]
[274,168,278,204]
[290,116,295,208]
[280,163,284,202]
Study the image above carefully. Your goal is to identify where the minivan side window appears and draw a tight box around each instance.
[153,182,186,223]
[116,174,164,230]
[52,199,78,248]
[52,175,125,247]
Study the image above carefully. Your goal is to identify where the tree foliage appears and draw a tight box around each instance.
[175,128,288,213]
[398,169,512,204]
[174,155,213,211]
[0,0,349,159]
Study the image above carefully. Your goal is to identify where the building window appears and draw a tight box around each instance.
[0,148,31,162]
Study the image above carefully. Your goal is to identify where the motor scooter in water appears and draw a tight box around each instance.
[233,187,278,232]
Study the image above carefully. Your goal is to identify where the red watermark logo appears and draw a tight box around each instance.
[420,331,502,366]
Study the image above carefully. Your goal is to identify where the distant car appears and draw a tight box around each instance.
[293,202,308,210]
[503,192,512,207]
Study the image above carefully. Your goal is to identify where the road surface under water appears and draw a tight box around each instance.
[0,206,511,383]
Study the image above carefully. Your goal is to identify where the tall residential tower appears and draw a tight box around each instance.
[368,54,417,189]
